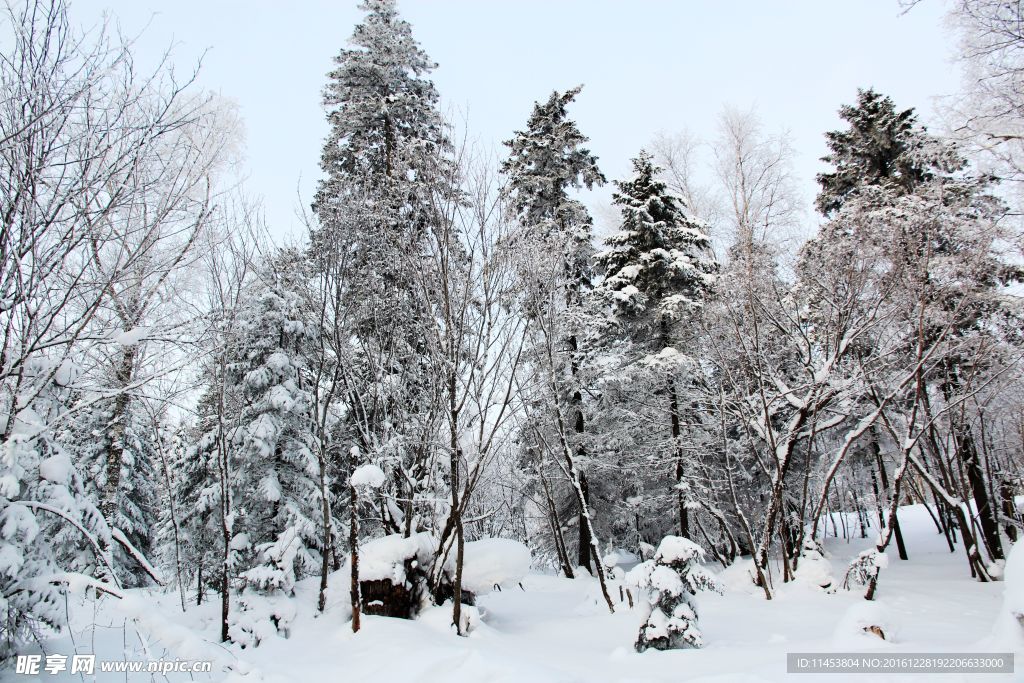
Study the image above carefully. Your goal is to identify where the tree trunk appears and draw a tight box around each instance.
[449,369,464,635]
[660,318,688,539]
[577,471,592,571]
[220,556,229,642]
[668,376,688,539]
[98,345,137,575]
[871,432,907,560]
[1000,477,1019,543]
[567,332,592,573]
[350,483,361,633]
[152,417,187,612]
[217,451,230,643]
[942,365,1003,562]
[318,452,332,613]
[216,380,232,643]
[959,429,1004,561]
[540,463,574,579]
[870,466,885,529]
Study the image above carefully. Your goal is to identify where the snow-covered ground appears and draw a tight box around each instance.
[5,504,1018,682]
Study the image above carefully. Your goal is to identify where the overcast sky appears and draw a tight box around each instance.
[68,0,958,241]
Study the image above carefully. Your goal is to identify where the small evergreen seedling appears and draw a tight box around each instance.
[628,536,720,652]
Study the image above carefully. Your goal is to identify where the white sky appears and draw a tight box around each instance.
[68,0,958,241]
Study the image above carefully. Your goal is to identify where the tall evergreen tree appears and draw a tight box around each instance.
[501,86,606,298]
[501,86,606,573]
[595,151,718,539]
[317,0,446,189]
[312,0,455,541]
[815,88,959,215]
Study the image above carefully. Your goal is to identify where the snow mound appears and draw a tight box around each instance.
[351,463,386,488]
[833,599,899,646]
[419,600,485,636]
[794,539,834,591]
[992,540,1024,649]
[458,538,531,594]
[714,559,762,594]
[358,532,437,584]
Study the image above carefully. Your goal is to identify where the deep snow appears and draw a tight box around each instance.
[4,504,1018,682]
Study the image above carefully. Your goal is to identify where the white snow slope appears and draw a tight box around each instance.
[3,504,1018,683]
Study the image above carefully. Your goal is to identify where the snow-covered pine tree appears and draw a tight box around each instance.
[501,86,605,301]
[313,0,455,541]
[501,86,607,577]
[815,88,960,216]
[314,0,451,319]
[595,150,717,539]
[317,0,446,191]
[629,536,721,652]
[229,255,321,646]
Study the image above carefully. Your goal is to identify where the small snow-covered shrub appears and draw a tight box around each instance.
[627,536,721,652]
[843,548,887,591]
[230,592,298,648]
[795,538,835,592]
[230,526,307,646]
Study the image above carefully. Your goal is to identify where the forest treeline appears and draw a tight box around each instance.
[2,0,1023,652]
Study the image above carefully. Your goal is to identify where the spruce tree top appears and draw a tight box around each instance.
[816,88,961,215]
[500,86,605,235]
[319,0,444,188]
[596,151,717,332]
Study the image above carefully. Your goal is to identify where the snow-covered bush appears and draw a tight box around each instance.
[229,592,298,648]
[794,538,835,592]
[627,536,721,652]
[843,548,887,592]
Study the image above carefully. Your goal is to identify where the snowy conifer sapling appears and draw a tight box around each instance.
[628,536,721,652]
